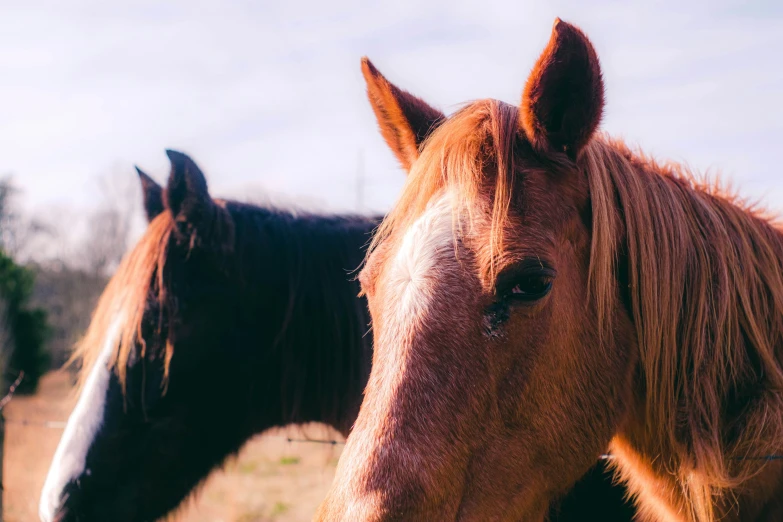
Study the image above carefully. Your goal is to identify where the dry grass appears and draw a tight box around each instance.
[2,372,343,522]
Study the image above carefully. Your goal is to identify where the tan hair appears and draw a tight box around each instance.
[371,99,519,281]
[71,213,174,393]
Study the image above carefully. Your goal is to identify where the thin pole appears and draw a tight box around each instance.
[356,148,365,212]
[0,412,4,521]
[0,371,23,522]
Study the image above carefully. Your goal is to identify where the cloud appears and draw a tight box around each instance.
[0,0,781,218]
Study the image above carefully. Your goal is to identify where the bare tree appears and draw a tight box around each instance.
[0,298,9,379]
[0,176,16,252]
[0,176,51,260]
[79,166,143,276]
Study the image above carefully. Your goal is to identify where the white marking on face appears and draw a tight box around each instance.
[385,191,457,322]
[39,315,124,522]
[334,191,465,503]
[351,190,457,438]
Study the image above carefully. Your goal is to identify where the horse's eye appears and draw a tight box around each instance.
[505,275,553,302]
[496,264,556,304]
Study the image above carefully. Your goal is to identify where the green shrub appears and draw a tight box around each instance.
[0,249,50,394]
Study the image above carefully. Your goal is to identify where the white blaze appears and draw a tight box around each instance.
[386,191,456,319]
[39,316,123,522]
[334,191,461,510]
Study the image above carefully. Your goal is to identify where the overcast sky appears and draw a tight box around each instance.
[1,0,782,218]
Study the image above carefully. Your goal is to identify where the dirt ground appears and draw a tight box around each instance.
[2,372,343,522]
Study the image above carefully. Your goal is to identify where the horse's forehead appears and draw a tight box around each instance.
[370,191,464,383]
[376,191,462,315]
[400,192,455,254]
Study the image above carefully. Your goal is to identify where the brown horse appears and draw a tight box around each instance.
[317,19,783,522]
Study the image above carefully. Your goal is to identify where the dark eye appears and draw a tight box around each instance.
[507,275,553,301]
[495,263,555,304]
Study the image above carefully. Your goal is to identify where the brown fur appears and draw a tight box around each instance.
[520,18,604,159]
[136,166,165,222]
[361,57,445,172]
[319,19,783,522]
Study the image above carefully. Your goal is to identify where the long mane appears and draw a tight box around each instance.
[373,99,783,521]
[588,138,783,521]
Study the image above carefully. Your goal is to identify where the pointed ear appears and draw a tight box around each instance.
[520,19,604,159]
[361,57,445,172]
[135,166,165,222]
[164,149,215,239]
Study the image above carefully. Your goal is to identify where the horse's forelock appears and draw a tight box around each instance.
[369,99,521,283]
[72,212,174,395]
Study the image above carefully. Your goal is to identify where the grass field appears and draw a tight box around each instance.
[2,372,343,522]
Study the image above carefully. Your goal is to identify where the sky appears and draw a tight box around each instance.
[1,0,782,220]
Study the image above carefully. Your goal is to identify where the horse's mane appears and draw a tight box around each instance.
[72,200,376,428]
[588,138,783,520]
[372,99,783,521]
[233,204,376,425]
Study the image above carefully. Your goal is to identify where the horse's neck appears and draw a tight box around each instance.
[247,211,377,435]
[608,437,691,522]
[612,434,783,522]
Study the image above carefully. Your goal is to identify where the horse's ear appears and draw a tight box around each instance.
[361,57,445,173]
[135,166,165,222]
[520,19,604,160]
[164,149,215,239]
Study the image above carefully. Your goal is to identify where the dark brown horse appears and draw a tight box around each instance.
[39,151,634,521]
[318,19,783,522]
[39,151,376,521]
